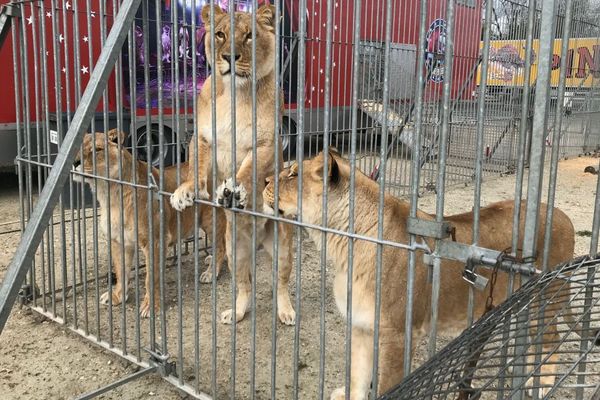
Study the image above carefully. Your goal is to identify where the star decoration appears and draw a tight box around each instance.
[27,15,34,25]
[90,11,96,18]
[65,1,71,10]
[61,67,66,73]
[83,36,88,43]
[46,12,52,18]
[81,66,89,74]
[59,34,64,43]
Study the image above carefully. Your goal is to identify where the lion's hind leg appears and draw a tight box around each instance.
[524,300,562,397]
[220,215,252,324]
[330,327,374,400]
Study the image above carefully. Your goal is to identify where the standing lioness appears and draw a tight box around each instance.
[263,151,575,399]
[170,4,295,325]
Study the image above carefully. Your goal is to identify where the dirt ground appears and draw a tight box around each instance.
[0,156,598,400]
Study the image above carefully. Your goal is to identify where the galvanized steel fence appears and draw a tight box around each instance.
[0,0,599,399]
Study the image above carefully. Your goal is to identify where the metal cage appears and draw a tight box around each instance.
[0,0,599,399]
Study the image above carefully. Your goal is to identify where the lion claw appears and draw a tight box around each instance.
[216,178,248,209]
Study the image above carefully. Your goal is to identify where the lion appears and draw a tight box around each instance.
[73,129,227,318]
[170,4,296,325]
[263,151,575,399]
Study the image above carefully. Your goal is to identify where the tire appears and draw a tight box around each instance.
[125,124,180,168]
[281,116,297,161]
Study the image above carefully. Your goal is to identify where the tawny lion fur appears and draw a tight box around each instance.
[170,4,295,325]
[74,129,227,318]
[263,151,575,400]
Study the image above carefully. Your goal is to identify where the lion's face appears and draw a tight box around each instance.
[263,152,340,218]
[73,129,125,183]
[201,4,276,85]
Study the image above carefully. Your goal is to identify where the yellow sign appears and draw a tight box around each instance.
[476,37,600,88]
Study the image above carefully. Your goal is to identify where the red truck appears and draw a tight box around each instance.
[0,0,482,169]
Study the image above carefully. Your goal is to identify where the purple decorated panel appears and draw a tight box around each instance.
[124,0,299,110]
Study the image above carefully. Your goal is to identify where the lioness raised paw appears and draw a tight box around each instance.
[170,186,195,211]
[170,183,209,211]
[216,178,248,209]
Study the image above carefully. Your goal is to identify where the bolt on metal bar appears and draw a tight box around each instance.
[0,0,142,335]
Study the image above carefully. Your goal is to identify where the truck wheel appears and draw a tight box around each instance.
[126,124,179,167]
[281,116,297,161]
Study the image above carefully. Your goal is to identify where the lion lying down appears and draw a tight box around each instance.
[263,151,575,400]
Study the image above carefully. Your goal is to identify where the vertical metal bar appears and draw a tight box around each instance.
[578,44,600,400]
[39,1,52,315]
[345,0,362,392]
[226,2,238,398]
[429,0,456,359]
[500,2,537,395]
[188,0,201,393]
[318,0,334,398]
[469,0,494,328]
[514,1,558,398]
[125,5,141,361]
[292,0,307,397]
[250,1,258,398]
[98,0,114,347]
[371,0,394,397]
[209,3,219,397]
[0,0,143,336]
[271,1,282,397]
[521,0,557,266]
[405,0,428,376]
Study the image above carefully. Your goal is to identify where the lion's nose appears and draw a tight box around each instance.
[265,177,272,186]
[73,159,81,168]
[222,53,240,64]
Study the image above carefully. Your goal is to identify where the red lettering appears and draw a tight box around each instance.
[576,45,600,79]
[566,48,574,78]
[551,54,560,70]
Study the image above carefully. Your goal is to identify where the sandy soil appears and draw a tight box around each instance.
[0,156,598,400]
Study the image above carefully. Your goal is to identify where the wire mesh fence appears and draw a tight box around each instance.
[1,0,600,399]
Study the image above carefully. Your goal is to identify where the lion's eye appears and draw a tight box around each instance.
[215,31,225,40]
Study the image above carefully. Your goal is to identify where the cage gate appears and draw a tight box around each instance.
[0,0,599,399]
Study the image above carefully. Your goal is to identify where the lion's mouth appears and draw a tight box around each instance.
[221,69,250,78]
[263,202,285,216]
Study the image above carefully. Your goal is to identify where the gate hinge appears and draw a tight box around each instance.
[145,346,177,378]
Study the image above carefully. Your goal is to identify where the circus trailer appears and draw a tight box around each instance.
[0,0,483,169]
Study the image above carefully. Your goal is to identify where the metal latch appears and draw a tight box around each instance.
[462,260,489,291]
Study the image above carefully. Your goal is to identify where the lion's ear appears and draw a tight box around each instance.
[201,4,225,26]
[313,151,340,185]
[106,128,125,145]
[257,3,276,31]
